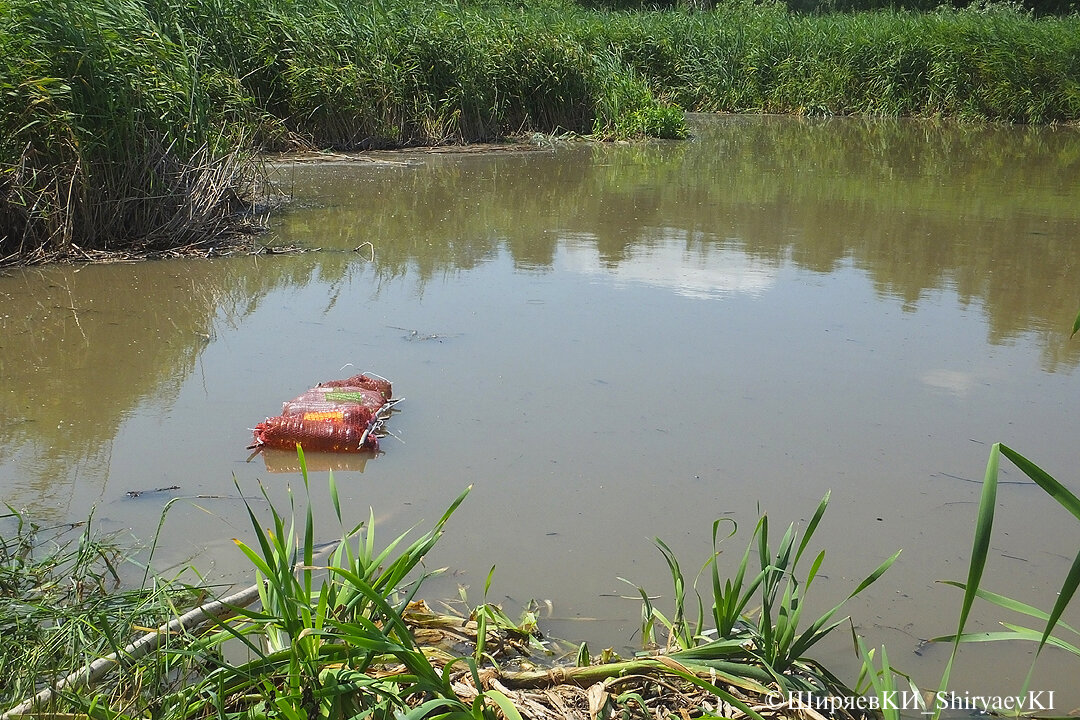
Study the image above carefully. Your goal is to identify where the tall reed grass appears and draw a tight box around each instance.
[0,0,682,264]
[4,0,1078,264]
[582,2,1080,122]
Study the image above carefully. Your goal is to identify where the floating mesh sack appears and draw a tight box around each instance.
[250,373,395,453]
[318,374,392,399]
[282,388,388,417]
[252,414,380,452]
[281,373,392,417]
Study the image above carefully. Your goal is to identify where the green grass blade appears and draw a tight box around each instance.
[787,548,900,662]
[999,444,1080,522]
[935,442,1000,717]
[931,627,1080,655]
[990,445,1080,697]
[937,580,1080,637]
[484,689,527,720]
[793,491,830,567]
[1017,547,1080,698]
[329,469,343,526]
[399,697,471,720]
[805,549,825,588]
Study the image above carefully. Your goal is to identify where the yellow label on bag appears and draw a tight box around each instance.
[302,411,346,422]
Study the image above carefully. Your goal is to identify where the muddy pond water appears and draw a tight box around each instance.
[3,114,1080,710]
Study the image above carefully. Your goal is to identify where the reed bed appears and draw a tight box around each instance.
[576,2,1080,122]
[0,0,682,264]
[3,0,1079,264]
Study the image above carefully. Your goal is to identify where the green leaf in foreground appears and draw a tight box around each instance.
[936,442,1080,718]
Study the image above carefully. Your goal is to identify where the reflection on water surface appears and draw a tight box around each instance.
[2,115,1079,709]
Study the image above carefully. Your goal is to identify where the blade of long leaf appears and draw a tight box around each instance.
[987,445,1080,699]
[794,491,830,567]
[484,689,526,720]
[938,581,1080,637]
[329,469,343,525]
[399,697,470,720]
[365,505,377,562]
[788,549,900,660]
[303,462,314,598]
[327,565,416,648]
[931,627,1080,655]
[233,538,277,582]
[1018,547,1080,699]
[936,442,1000,714]
[999,444,1080,522]
[1003,623,1080,656]
[805,549,825,588]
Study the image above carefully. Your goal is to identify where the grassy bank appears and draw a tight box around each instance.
[3,442,1078,718]
[2,0,1079,264]
[0,457,895,720]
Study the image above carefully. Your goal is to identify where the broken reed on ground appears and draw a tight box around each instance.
[4,0,1080,266]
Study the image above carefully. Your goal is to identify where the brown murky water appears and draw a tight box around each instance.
[3,115,1080,710]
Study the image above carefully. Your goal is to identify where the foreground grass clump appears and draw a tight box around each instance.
[0,509,199,712]
[4,442,1078,718]
[0,452,896,720]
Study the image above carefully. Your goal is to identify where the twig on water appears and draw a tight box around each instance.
[354,241,375,261]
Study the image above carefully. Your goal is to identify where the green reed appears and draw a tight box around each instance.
[623,492,901,696]
[930,443,1080,717]
[593,2,1080,122]
[0,507,200,712]
[5,0,1078,264]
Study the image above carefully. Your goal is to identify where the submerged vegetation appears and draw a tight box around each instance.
[2,0,1080,263]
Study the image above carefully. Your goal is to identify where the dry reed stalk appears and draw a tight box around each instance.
[0,583,263,720]
[0,141,268,267]
[394,602,856,720]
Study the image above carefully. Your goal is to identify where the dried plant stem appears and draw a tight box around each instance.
[495,656,773,690]
[0,583,262,720]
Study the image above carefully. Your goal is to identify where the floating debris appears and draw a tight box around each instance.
[249,373,398,454]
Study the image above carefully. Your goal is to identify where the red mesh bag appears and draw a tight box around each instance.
[252,415,379,452]
[249,372,395,455]
[282,387,387,416]
[318,374,392,400]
